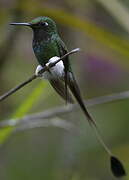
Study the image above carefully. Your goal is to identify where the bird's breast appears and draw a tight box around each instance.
[33,39,59,66]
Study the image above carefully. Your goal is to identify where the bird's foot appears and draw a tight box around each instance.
[35,65,44,77]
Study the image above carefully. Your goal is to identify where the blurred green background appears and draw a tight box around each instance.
[0,0,129,179]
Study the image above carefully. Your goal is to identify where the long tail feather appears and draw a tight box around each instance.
[68,72,126,177]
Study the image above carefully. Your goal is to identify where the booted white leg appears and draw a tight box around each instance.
[35,65,44,77]
[35,64,51,79]
[35,56,64,80]
[47,56,64,79]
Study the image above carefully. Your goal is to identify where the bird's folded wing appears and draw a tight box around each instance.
[49,78,74,104]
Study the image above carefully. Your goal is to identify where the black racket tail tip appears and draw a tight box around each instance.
[110,156,126,178]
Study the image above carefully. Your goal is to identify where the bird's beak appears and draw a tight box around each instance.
[10,22,31,26]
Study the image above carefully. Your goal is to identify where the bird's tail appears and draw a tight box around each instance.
[68,72,126,178]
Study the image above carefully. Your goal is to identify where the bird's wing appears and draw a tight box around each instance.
[49,78,74,104]
[56,38,71,104]
[56,38,95,124]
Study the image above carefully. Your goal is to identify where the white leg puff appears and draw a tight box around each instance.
[47,56,64,79]
[35,65,44,77]
[35,56,64,80]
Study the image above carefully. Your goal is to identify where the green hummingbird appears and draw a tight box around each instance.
[10,17,126,177]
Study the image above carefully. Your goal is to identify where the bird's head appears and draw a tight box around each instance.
[10,16,58,35]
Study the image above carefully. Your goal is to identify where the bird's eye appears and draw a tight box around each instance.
[40,22,48,26]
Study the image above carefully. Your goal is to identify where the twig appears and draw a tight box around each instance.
[1,89,129,128]
[14,118,77,133]
[0,105,74,128]
[0,48,80,102]
[0,75,36,101]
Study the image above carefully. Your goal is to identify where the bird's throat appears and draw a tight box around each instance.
[33,28,51,42]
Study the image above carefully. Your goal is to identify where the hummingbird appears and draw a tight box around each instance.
[10,17,126,177]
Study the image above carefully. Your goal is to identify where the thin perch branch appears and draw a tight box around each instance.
[0,75,36,101]
[0,48,80,102]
